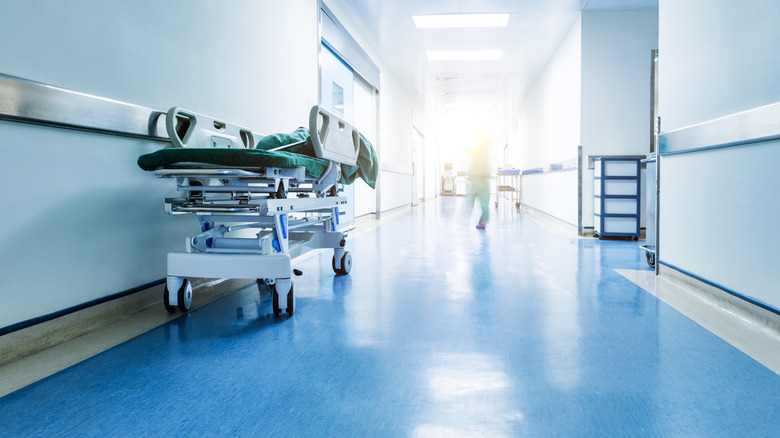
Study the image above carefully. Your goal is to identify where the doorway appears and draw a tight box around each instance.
[411,127,425,206]
[320,44,356,223]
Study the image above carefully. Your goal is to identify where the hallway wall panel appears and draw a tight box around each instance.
[659,0,780,310]
[0,0,319,330]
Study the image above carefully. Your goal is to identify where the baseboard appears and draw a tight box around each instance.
[518,204,581,238]
[658,264,780,335]
[0,278,251,367]
[0,212,397,368]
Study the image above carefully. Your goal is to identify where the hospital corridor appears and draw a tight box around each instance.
[1,198,778,436]
[1,1,779,437]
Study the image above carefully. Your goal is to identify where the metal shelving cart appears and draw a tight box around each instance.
[593,157,641,240]
[495,168,520,209]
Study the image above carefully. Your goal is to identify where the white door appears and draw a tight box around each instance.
[353,76,377,217]
[412,128,425,205]
[320,45,355,223]
[412,127,425,205]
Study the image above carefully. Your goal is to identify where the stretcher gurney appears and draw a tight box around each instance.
[138,105,369,316]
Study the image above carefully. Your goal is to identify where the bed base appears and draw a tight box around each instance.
[155,106,358,316]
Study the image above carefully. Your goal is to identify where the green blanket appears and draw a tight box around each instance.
[137,127,378,188]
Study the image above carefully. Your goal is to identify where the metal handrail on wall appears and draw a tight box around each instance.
[660,101,780,155]
[0,72,170,141]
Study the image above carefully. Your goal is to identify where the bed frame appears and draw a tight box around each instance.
[155,105,359,316]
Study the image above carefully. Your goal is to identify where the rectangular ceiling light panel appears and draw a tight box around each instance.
[426,50,503,61]
[444,103,494,109]
[412,13,510,29]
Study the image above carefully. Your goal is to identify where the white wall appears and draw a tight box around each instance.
[660,1,780,132]
[326,0,418,213]
[424,134,439,200]
[520,171,580,226]
[514,16,582,226]
[580,10,658,157]
[0,0,318,330]
[660,143,780,305]
[512,10,658,229]
[659,0,780,309]
[379,72,415,211]
[516,17,582,171]
[580,10,659,229]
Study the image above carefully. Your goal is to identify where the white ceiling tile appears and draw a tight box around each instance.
[332,0,657,104]
[582,0,658,11]
[334,0,409,17]
[458,0,523,13]
[402,0,460,16]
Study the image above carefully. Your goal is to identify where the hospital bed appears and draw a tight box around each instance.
[138,105,375,316]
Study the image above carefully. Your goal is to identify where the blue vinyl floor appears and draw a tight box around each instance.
[1,197,779,437]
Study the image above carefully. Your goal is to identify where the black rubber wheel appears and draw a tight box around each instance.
[177,279,192,312]
[271,282,294,316]
[332,251,352,276]
[163,286,176,313]
[286,283,295,316]
[646,252,656,268]
[341,252,352,275]
[272,285,281,316]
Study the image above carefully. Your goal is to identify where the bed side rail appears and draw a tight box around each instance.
[166,107,255,149]
[309,106,360,166]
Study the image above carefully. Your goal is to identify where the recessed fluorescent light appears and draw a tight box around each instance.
[413,13,510,29]
[445,103,494,109]
[426,50,503,61]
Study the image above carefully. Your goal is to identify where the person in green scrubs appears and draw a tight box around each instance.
[466,128,493,230]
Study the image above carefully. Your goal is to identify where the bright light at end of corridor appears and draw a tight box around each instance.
[437,107,497,154]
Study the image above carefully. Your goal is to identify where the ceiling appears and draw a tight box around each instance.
[332,0,658,112]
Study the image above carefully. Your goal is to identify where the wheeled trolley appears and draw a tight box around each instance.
[495,168,520,209]
[139,105,375,315]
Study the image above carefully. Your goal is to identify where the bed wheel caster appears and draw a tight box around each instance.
[272,281,294,316]
[646,252,656,268]
[332,251,352,276]
[163,287,177,313]
[177,279,193,312]
[163,278,192,313]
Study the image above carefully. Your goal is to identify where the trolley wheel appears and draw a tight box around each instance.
[332,251,352,276]
[646,252,656,268]
[163,287,177,313]
[272,287,281,316]
[271,282,295,316]
[177,279,192,312]
[286,284,295,316]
